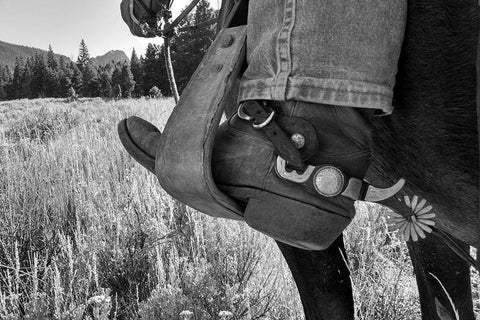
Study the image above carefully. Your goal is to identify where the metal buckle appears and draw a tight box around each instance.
[275,156,315,183]
[237,102,275,129]
[252,110,275,129]
[237,102,253,121]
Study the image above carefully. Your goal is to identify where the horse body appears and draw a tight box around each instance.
[368,0,480,248]
[120,0,480,318]
[267,1,480,318]
[217,1,480,318]
[365,1,479,318]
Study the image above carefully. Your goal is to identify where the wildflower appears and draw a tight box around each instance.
[219,310,233,319]
[180,310,194,320]
[87,289,111,306]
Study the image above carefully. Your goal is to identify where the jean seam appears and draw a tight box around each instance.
[273,0,296,100]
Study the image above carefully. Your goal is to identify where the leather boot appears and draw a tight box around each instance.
[211,100,372,250]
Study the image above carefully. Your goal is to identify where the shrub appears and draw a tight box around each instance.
[138,212,281,320]
[149,86,162,99]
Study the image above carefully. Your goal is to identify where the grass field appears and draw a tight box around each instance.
[0,97,475,319]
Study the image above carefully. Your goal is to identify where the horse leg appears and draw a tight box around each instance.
[276,236,354,320]
[407,234,474,320]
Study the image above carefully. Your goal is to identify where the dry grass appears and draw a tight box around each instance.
[0,97,474,319]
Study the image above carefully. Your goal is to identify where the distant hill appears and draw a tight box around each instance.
[0,41,129,70]
[91,50,129,67]
[0,40,71,68]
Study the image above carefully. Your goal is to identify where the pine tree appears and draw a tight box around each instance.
[31,54,48,98]
[81,62,98,97]
[111,63,123,92]
[0,65,11,100]
[170,0,216,93]
[45,45,60,97]
[77,39,91,69]
[20,58,33,98]
[57,69,71,98]
[11,58,24,99]
[47,45,58,70]
[57,58,73,97]
[70,62,83,95]
[98,64,113,98]
[142,43,170,96]
[59,56,67,70]
[120,64,135,98]
[130,49,143,97]
[142,44,158,95]
[45,68,60,97]
[194,0,216,31]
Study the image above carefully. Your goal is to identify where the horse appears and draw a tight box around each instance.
[119,0,480,318]
[218,0,480,319]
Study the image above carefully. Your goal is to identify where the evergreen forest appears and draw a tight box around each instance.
[0,0,216,101]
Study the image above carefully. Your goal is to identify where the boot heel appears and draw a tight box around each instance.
[244,192,350,250]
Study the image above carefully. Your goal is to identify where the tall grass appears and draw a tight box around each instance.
[0,97,471,319]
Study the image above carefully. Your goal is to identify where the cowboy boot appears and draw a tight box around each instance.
[211,100,372,250]
[119,100,372,250]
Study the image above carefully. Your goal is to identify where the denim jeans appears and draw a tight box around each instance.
[238,0,407,114]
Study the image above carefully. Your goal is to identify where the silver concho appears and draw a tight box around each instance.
[313,166,345,197]
[290,133,306,149]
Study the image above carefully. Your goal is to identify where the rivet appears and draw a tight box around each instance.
[222,35,234,47]
[291,133,305,149]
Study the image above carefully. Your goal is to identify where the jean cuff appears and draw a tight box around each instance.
[238,76,394,115]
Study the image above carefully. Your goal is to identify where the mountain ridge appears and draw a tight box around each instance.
[90,50,129,66]
[0,40,129,69]
[0,40,71,68]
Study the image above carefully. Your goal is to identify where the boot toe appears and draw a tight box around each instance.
[118,116,161,174]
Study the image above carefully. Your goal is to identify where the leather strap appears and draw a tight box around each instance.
[275,156,369,200]
[240,100,304,167]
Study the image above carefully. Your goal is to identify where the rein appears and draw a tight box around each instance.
[433,229,477,269]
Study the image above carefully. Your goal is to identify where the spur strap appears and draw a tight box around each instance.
[238,100,304,167]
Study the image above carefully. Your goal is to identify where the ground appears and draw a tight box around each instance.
[0,97,476,319]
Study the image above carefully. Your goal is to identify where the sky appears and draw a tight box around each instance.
[0,0,220,60]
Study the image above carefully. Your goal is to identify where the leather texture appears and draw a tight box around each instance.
[212,100,372,249]
[118,116,161,174]
[240,101,304,167]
